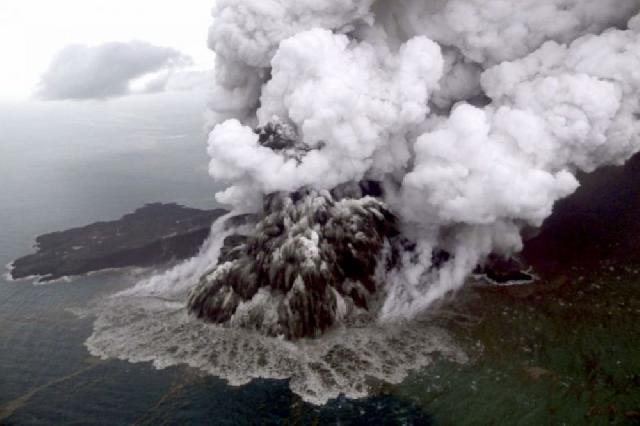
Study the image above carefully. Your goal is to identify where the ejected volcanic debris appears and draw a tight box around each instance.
[188,120,403,339]
[188,183,399,339]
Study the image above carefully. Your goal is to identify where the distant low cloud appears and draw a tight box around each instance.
[134,68,211,94]
[37,41,191,100]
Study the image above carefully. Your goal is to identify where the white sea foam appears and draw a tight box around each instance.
[86,291,466,405]
[85,223,467,405]
[3,262,16,282]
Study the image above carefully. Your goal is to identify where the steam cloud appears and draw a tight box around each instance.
[86,0,640,403]
[205,0,640,320]
[38,41,192,100]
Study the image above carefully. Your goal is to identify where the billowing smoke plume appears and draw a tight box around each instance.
[201,0,640,326]
[85,0,640,403]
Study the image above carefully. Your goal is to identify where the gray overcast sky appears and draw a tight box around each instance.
[0,0,214,100]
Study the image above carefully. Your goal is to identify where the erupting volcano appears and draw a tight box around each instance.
[186,0,640,337]
[86,0,640,404]
[188,181,399,339]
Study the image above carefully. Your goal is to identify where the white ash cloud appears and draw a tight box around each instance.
[377,0,639,65]
[208,29,443,205]
[204,2,640,320]
[208,2,640,322]
[38,41,192,100]
[209,0,376,68]
[84,0,640,405]
[377,0,640,111]
[206,0,377,124]
[383,23,640,317]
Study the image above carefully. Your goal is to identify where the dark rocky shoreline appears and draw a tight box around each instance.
[9,203,228,282]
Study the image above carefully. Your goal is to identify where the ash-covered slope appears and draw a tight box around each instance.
[188,183,398,339]
[10,203,228,282]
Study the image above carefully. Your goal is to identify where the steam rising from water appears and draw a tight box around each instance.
[88,0,640,403]
[207,0,640,316]
[86,219,467,405]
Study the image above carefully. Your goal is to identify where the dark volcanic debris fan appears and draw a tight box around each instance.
[188,183,398,339]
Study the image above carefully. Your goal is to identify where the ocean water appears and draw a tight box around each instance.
[0,93,437,424]
[3,93,637,425]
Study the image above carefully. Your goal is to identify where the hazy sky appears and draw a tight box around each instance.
[0,0,214,100]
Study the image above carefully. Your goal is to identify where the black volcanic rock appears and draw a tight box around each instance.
[188,187,398,340]
[188,119,401,339]
[10,203,228,282]
[476,254,534,284]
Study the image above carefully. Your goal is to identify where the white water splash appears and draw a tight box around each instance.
[85,221,467,405]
